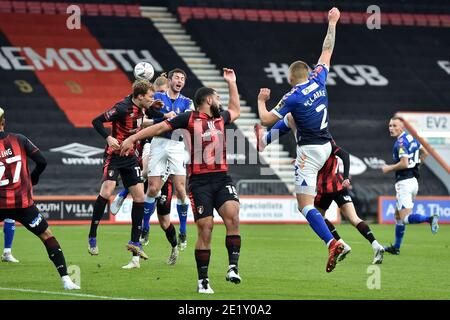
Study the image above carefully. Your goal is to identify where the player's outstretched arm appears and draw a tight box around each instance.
[257,88,279,126]
[223,68,240,122]
[382,157,409,174]
[419,146,429,165]
[120,121,171,156]
[317,7,340,67]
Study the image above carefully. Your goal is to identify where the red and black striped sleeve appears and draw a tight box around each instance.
[165,111,191,130]
[16,134,47,185]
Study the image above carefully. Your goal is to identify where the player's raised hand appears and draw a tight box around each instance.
[164,111,177,119]
[151,99,164,109]
[106,136,120,151]
[223,68,236,83]
[120,137,134,157]
[342,179,351,188]
[328,7,340,24]
[258,88,271,102]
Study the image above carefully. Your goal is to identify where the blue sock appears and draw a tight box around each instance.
[177,199,188,235]
[405,214,429,224]
[142,196,156,232]
[119,188,129,198]
[301,205,334,245]
[4,219,15,249]
[394,224,405,249]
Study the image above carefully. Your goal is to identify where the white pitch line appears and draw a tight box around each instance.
[0,287,141,300]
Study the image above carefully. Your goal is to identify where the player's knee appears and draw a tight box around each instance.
[39,228,53,241]
[147,185,160,197]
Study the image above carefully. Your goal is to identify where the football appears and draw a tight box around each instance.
[133,61,155,81]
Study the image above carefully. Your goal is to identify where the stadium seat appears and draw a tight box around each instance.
[414,14,428,26]
[339,12,351,24]
[0,1,12,13]
[349,12,365,24]
[388,13,402,26]
[297,11,312,23]
[380,12,390,26]
[177,7,192,23]
[426,14,441,27]
[284,10,298,23]
[98,4,113,16]
[231,8,246,20]
[272,10,285,22]
[204,8,219,19]
[192,7,206,19]
[218,8,232,20]
[244,9,258,21]
[258,9,272,22]
[41,2,56,14]
[126,5,140,17]
[310,11,327,23]
[112,4,127,17]
[12,1,26,13]
[439,14,450,27]
[85,4,99,16]
[401,13,415,26]
[27,1,42,14]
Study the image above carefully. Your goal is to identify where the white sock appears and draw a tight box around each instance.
[3,248,11,254]
[371,240,382,250]
[61,275,71,283]
[132,256,140,263]
[326,239,333,248]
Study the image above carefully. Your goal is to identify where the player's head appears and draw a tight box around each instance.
[194,87,221,118]
[288,61,311,86]
[0,107,4,130]
[168,68,187,94]
[389,116,405,138]
[154,73,169,93]
[132,79,155,109]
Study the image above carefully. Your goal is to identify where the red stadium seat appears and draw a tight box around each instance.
[388,13,402,26]
[98,4,113,16]
[258,9,272,22]
[297,11,312,23]
[177,7,192,23]
[0,1,12,13]
[41,2,56,14]
[126,5,140,17]
[244,9,258,21]
[218,8,232,20]
[310,11,326,23]
[272,10,285,22]
[204,8,219,19]
[414,14,428,26]
[380,12,390,26]
[192,7,206,19]
[12,1,26,13]
[339,12,351,24]
[284,10,298,23]
[85,4,99,16]
[231,8,245,20]
[349,12,365,24]
[426,14,440,27]
[27,1,41,14]
[439,14,450,27]
[112,4,127,17]
[401,13,415,26]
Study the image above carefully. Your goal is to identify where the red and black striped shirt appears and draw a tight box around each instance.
[165,111,230,176]
[0,132,38,209]
[317,144,350,194]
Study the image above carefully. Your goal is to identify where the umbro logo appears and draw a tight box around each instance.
[343,196,352,202]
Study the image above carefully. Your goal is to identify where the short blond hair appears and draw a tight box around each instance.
[0,107,4,122]
[288,60,310,82]
[153,73,169,90]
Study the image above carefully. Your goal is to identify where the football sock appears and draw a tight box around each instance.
[118,188,129,198]
[88,195,108,238]
[177,198,189,235]
[142,195,156,232]
[131,202,144,243]
[164,223,178,248]
[394,223,405,249]
[324,218,341,240]
[44,236,68,277]
[195,249,211,280]
[3,219,15,249]
[356,221,376,244]
[301,205,334,245]
[225,235,241,267]
[404,214,429,224]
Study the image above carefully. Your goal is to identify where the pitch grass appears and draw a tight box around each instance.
[0,224,449,300]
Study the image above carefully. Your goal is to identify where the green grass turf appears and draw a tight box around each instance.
[0,223,449,300]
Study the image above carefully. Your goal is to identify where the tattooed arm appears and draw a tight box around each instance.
[318,7,340,67]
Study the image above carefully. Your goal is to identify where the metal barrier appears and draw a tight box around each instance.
[236,179,290,195]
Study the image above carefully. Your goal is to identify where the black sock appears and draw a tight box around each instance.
[44,237,67,277]
[164,223,177,248]
[195,249,210,280]
[225,235,241,268]
[325,218,341,240]
[356,221,376,244]
[88,195,108,238]
[131,202,144,243]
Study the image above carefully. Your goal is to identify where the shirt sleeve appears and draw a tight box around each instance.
[165,111,191,130]
[309,64,329,86]
[221,110,231,124]
[17,134,39,157]
[187,99,195,111]
[397,139,409,158]
[271,91,296,119]
[103,103,128,122]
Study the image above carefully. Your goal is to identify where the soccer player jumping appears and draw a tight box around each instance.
[257,7,344,272]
